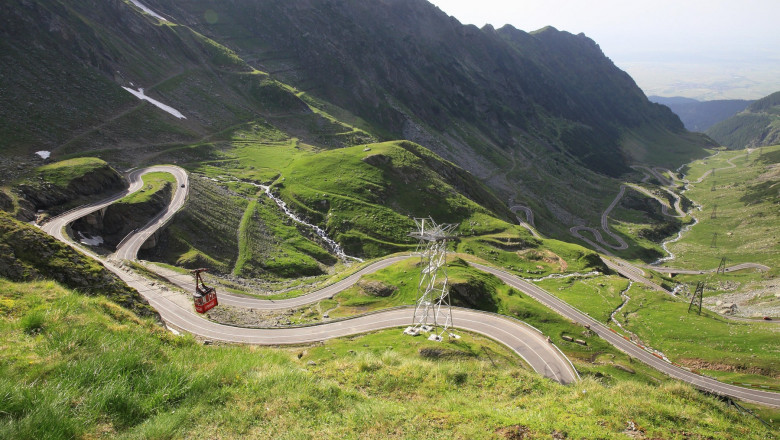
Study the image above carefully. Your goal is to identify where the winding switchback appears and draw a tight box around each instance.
[40,166,578,385]
[39,166,780,406]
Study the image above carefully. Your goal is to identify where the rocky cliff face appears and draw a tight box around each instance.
[17,163,125,213]
[0,191,13,213]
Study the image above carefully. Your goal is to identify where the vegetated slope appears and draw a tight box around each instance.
[149,139,524,276]
[0,0,373,175]
[2,0,712,241]
[2,277,775,439]
[274,141,516,257]
[145,0,714,235]
[0,211,154,316]
[148,174,339,279]
[668,145,780,271]
[707,91,780,148]
[649,96,754,132]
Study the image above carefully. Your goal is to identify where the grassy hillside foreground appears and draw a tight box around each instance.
[1,278,775,439]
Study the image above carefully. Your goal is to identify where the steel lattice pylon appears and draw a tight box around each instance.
[404,217,460,341]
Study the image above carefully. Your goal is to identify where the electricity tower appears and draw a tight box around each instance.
[404,217,459,341]
[711,204,718,219]
[710,232,718,248]
[688,282,704,315]
[717,257,727,275]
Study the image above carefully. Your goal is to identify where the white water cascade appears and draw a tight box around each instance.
[258,184,363,263]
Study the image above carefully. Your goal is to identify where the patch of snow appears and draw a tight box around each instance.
[77,232,104,247]
[35,150,51,160]
[122,87,186,119]
[128,0,168,22]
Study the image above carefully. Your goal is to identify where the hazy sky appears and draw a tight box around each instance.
[427,0,780,99]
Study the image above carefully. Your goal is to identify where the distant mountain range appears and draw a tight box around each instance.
[705,91,780,149]
[649,96,753,132]
[0,0,715,238]
[141,0,714,231]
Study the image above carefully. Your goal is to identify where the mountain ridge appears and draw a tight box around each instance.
[142,0,713,234]
[706,91,780,148]
[649,96,754,132]
[151,0,697,173]
[1,0,714,241]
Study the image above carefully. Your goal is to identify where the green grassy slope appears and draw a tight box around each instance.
[304,252,779,387]
[149,175,247,273]
[116,172,175,205]
[233,196,337,278]
[617,282,779,384]
[0,212,153,316]
[31,158,114,188]
[535,272,780,386]
[275,141,515,257]
[151,138,546,277]
[1,277,774,439]
[707,91,780,148]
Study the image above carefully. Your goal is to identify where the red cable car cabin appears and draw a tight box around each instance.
[192,268,218,313]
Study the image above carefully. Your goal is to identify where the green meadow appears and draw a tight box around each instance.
[666,145,780,272]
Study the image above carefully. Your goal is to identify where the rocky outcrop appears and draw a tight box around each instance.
[449,276,499,312]
[357,279,397,297]
[0,190,13,213]
[18,163,125,211]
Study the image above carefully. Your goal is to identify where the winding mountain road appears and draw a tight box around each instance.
[40,166,780,406]
[509,204,541,238]
[472,263,780,408]
[569,182,688,255]
[40,166,578,385]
